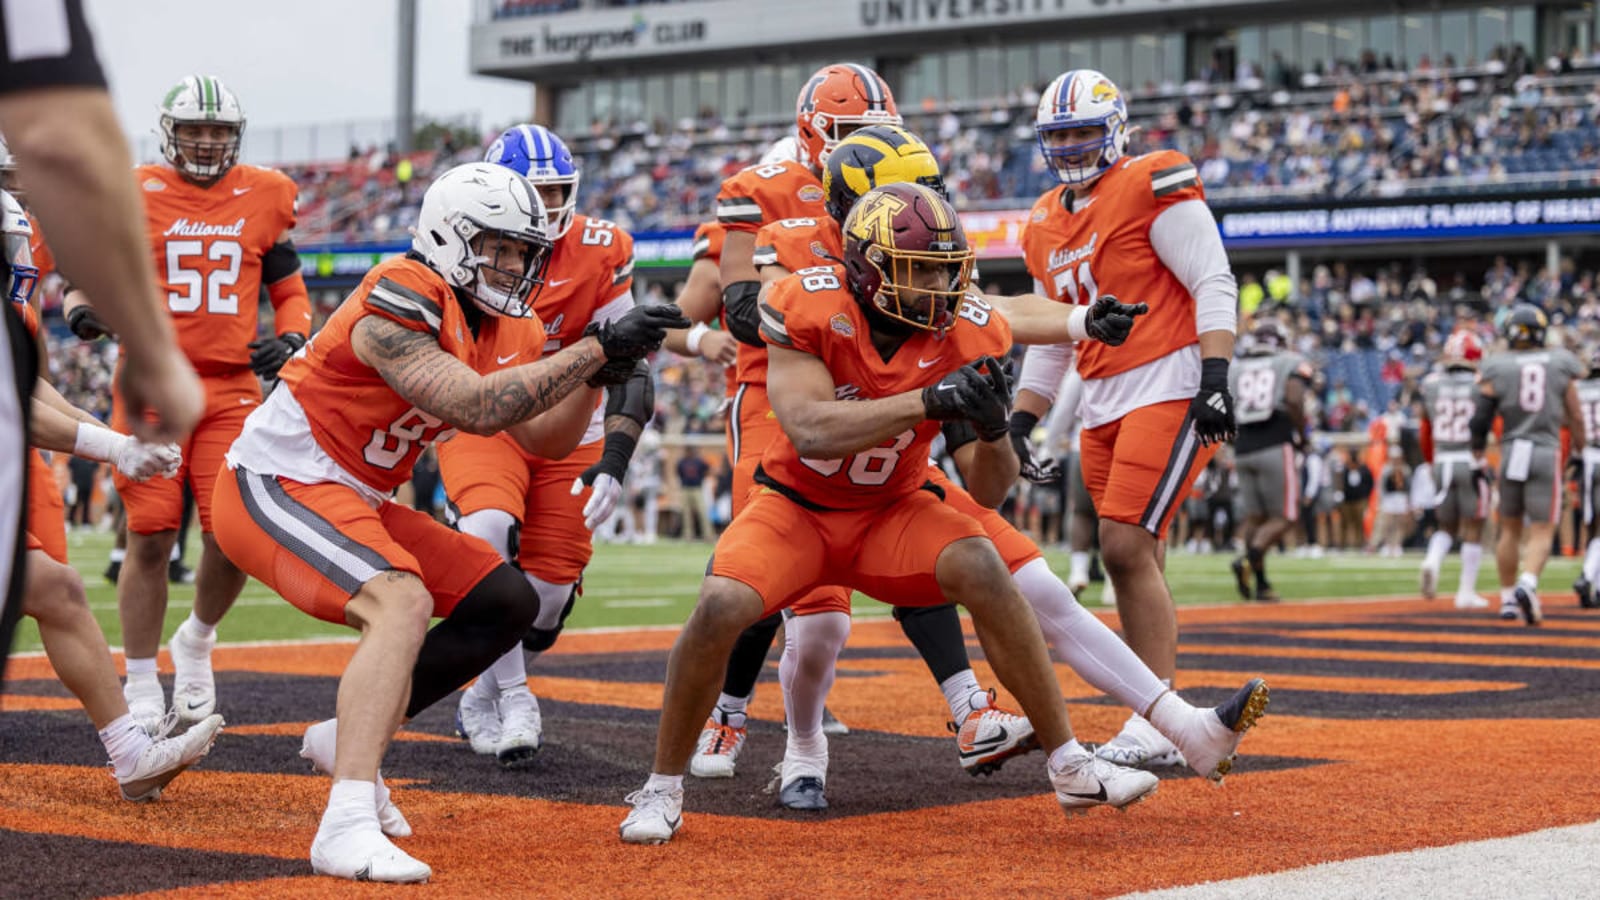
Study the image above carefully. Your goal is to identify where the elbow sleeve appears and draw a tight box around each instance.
[605,361,655,429]
[722,281,765,347]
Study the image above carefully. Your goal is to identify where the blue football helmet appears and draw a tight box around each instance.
[484,124,580,240]
[2,190,38,308]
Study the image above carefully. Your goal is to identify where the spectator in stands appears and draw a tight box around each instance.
[1334,446,1374,550]
[675,451,710,540]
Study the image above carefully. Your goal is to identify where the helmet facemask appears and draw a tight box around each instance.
[1037,123,1120,186]
[530,175,580,240]
[158,76,246,186]
[456,221,551,318]
[863,245,973,333]
[3,192,37,307]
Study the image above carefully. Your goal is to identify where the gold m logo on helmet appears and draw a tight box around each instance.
[849,191,907,247]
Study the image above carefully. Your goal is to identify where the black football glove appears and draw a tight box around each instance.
[585,303,692,361]
[1566,454,1585,483]
[66,304,115,341]
[967,355,1012,442]
[922,365,992,421]
[247,333,306,380]
[1083,294,1149,347]
[1189,357,1236,447]
[1008,410,1064,485]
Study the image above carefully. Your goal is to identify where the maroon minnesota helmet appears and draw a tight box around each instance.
[841,182,975,332]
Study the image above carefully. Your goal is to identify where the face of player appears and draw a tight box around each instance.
[883,256,963,329]
[173,122,239,174]
[1042,125,1107,173]
[534,183,568,215]
[471,232,543,296]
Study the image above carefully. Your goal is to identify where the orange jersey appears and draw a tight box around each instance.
[692,221,725,264]
[25,212,55,282]
[137,163,298,376]
[753,216,842,274]
[757,264,1010,510]
[532,213,634,355]
[717,160,829,389]
[1020,149,1203,380]
[276,256,547,493]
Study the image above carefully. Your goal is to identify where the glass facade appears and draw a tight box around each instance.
[551,3,1550,131]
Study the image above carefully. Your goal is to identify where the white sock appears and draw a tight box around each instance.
[1144,690,1202,751]
[1585,538,1600,583]
[125,657,157,680]
[1423,531,1452,571]
[644,772,683,793]
[1048,738,1088,772]
[1501,585,1517,605]
[1069,551,1090,584]
[182,611,216,641]
[1518,571,1539,592]
[109,547,126,563]
[100,713,152,778]
[1458,542,1483,597]
[169,542,182,562]
[487,646,527,694]
[1012,558,1167,715]
[714,692,749,729]
[322,779,380,832]
[940,670,984,723]
[778,611,849,738]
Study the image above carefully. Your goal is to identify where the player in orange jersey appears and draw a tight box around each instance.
[5,192,223,801]
[619,183,1167,843]
[443,125,662,767]
[60,77,315,733]
[661,221,738,368]
[748,127,1265,807]
[212,163,686,882]
[1019,69,1240,771]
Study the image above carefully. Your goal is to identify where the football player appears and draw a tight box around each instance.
[1418,330,1493,609]
[1470,304,1585,625]
[1573,345,1600,609]
[5,192,222,801]
[1019,69,1241,771]
[1227,317,1311,603]
[442,124,654,767]
[620,184,1161,844]
[212,162,686,881]
[750,126,1265,808]
[62,76,313,732]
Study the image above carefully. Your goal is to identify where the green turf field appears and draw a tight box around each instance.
[9,528,1583,653]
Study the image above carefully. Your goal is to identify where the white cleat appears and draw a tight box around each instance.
[1172,680,1270,784]
[951,695,1039,776]
[455,683,501,756]
[117,713,224,802]
[1095,712,1185,769]
[494,689,543,769]
[688,717,746,779]
[619,785,683,844]
[1419,564,1439,601]
[1454,593,1490,610]
[311,826,431,883]
[169,620,217,725]
[299,720,412,839]
[1514,586,1544,627]
[123,678,167,737]
[1050,746,1159,815]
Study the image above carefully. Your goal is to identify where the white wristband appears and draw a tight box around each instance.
[686,322,710,355]
[1066,305,1090,341]
[73,423,127,463]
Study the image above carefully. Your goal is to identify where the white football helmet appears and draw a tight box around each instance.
[159,75,246,183]
[1035,69,1130,186]
[0,135,20,200]
[411,162,553,318]
[2,190,38,307]
[759,134,800,166]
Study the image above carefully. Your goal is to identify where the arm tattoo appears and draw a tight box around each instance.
[354,316,605,434]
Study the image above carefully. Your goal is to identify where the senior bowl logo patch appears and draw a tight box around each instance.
[143,178,166,192]
[830,313,854,337]
[810,241,830,259]
[798,185,825,203]
[1031,207,1047,222]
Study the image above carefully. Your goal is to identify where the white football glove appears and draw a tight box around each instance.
[112,437,182,482]
[570,472,624,531]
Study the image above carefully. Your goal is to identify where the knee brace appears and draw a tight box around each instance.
[522,576,578,653]
[455,508,521,566]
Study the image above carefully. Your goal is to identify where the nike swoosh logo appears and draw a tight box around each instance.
[917,357,942,369]
[960,723,1010,756]
[232,187,251,195]
[1064,782,1109,802]
[238,398,253,405]
[497,353,519,364]
[548,278,572,288]
[185,700,208,711]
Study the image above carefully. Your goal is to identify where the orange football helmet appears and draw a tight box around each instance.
[794,63,902,170]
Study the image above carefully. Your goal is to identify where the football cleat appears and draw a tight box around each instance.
[1178,679,1270,784]
[951,691,1040,776]
[1229,557,1253,601]
[1499,598,1521,621]
[1514,586,1543,627]
[1254,584,1281,604]
[311,826,431,883]
[454,683,501,756]
[1050,746,1159,815]
[619,786,683,845]
[771,740,829,811]
[1095,713,1186,769]
[820,706,849,736]
[117,713,223,802]
[1454,594,1490,610]
[1419,563,1439,600]
[169,619,217,725]
[299,720,412,839]
[688,717,746,779]
[1575,577,1596,609]
[494,689,543,769]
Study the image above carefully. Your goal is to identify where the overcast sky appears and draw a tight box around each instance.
[83,0,533,164]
